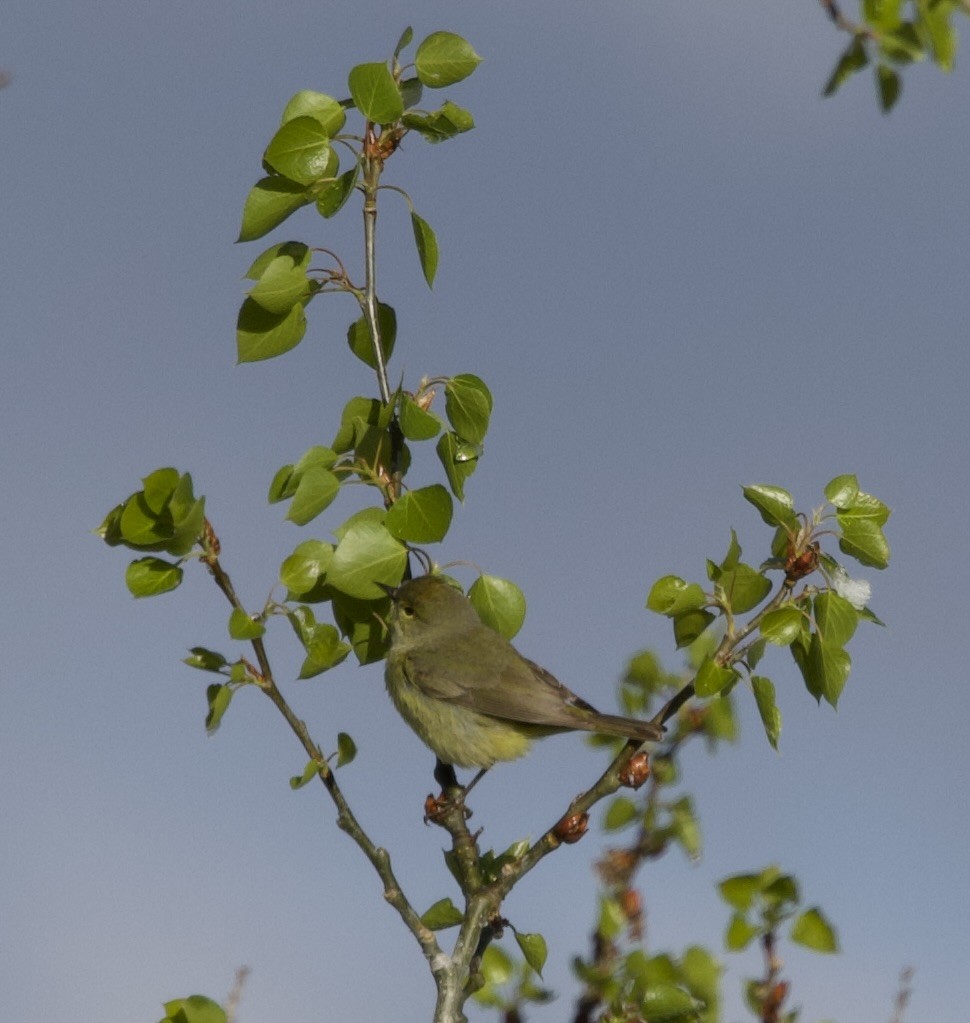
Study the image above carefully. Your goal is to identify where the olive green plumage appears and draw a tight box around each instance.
[383,575,663,769]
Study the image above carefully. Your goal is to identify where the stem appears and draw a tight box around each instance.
[199,522,440,966]
[361,136,392,406]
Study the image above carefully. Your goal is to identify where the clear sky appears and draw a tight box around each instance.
[2,2,968,1022]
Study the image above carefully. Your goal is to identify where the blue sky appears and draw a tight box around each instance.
[2,2,968,1021]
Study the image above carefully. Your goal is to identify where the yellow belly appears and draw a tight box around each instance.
[386,661,535,768]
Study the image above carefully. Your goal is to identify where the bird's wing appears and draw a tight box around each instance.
[402,645,599,729]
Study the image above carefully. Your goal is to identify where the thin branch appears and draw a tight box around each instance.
[199,522,441,966]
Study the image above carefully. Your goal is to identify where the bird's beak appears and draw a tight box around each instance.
[375,582,398,600]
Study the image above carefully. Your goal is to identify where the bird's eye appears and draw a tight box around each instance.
[401,604,415,617]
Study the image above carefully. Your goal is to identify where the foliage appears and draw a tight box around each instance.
[820,0,968,111]
[97,22,901,1023]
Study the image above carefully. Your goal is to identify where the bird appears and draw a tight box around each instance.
[381,574,664,771]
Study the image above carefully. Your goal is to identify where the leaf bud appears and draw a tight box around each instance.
[552,811,589,845]
[619,752,651,789]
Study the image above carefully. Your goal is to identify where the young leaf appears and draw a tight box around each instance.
[436,430,478,500]
[248,253,311,314]
[444,374,492,445]
[414,31,482,87]
[236,298,307,363]
[184,647,228,672]
[228,607,265,640]
[346,303,396,369]
[411,211,439,287]
[264,117,336,185]
[752,675,782,750]
[336,731,357,767]
[290,759,323,790]
[327,519,407,599]
[468,575,527,639]
[316,164,360,218]
[237,176,311,242]
[603,796,638,831]
[280,90,346,135]
[161,995,228,1023]
[741,484,798,528]
[125,556,183,597]
[759,605,805,646]
[205,683,233,735]
[385,484,453,543]
[694,659,736,698]
[280,539,334,595]
[647,576,708,616]
[286,466,341,526]
[790,906,839,953]
[420,897,465,930]
[347,62,404,123]
[399,395,443,440]
[515,931,548,977]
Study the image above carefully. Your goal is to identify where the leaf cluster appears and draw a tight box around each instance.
[823,0,964,111]
[647,476,890,749]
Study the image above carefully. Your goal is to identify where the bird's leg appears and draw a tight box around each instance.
[423,759,485,824]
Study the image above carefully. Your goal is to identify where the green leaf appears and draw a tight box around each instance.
[346,303,396,370]
[415,31,482,87]
[673,609,716,649]
[237,176,311,242]
[411,211,439,287]
[670,795,702,860]
[646,575,709,616]
[919,0,958,70]
[402,101,475,143]
[639,983,704,1021]
[880,21,925,62]
[480,944,514,986]
[420,897,465,930]
[290,759,323,790]
[248,252,311,314]
[281,90,346,135]
[264,117,336,185]
[718,873,761,912]
[864,0,903,30]
[814,591,858,647]
[752,675,782,750]
[790,906,839,953]
[603,795,639,831]
[286,466,341,526]
[280,539,334,596]
[715,561,771,614]
[205,683,233,735]
[347,62,404,123]
[228,607,265,640]
[184,647,228,672]
[741,484,798,528]
[808,633,851,708]
[332,591,391,665]
[244,240,311,281]
[300,633,351,679]
[838,513,890,569]
[694,660,736,698]
[327,519,407,599]
[394,26,414,59]
[824,473,860,507]
[236,298,306,363]
[515,931,548,977]
[760,605,805,645]
[125,557,183,597]
[316,164,360,218]
[385,484,453,543]
[445,374,492,445]
[468,575,527,639]
[436,430,478,501]
[336,731,357,767]
[725,912,760,951]
[161,995,227,1023]
[823,35,869,97]
[876,62,901,111]
[399,395,443,440]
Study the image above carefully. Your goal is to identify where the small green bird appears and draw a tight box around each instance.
[382,575,664,770]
